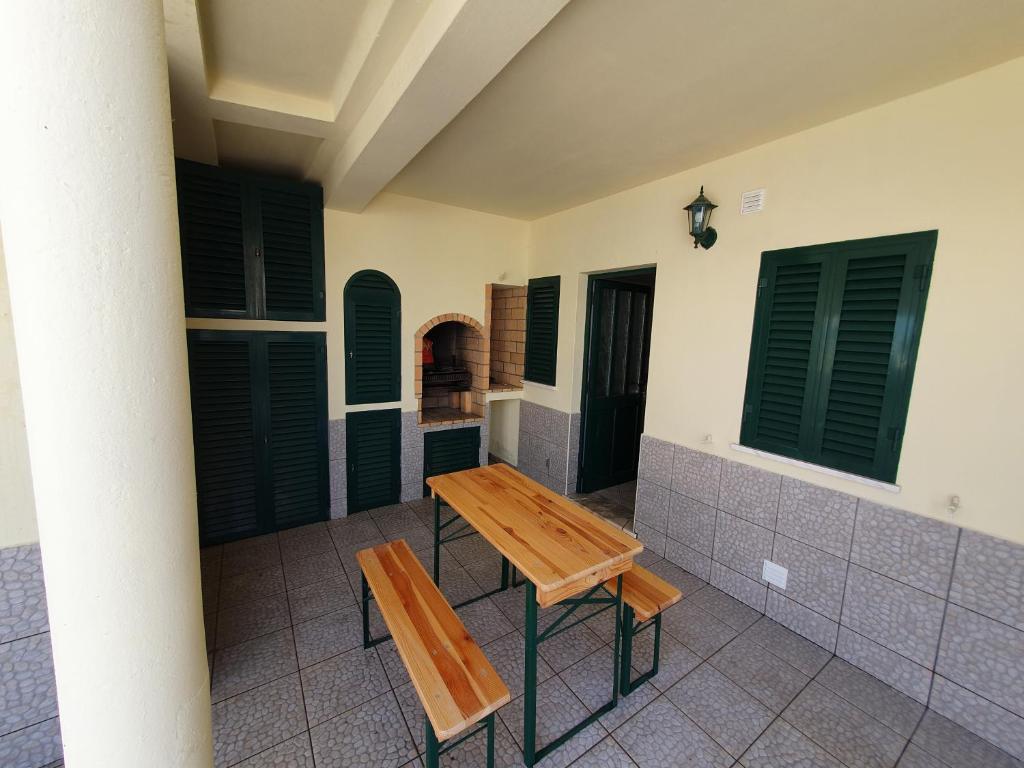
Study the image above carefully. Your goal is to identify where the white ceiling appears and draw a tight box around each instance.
[165,0,1024,219]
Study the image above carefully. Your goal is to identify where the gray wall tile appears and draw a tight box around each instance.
[718,460,781,529]
[776,477,857,558]
[635,480,670,533]
[328,459,347,518]
[638,435,674,489]
[851,501,959,597]
[665,537,711,581]
[770,535,847,621]
[936,604,1024,718]
[841,565,945,668]
[710,562,767,613]
[634,522,666,558]
[712,512,773,583]
[328,419,346,462]
[667,494,716,555]
[765,591,838,652]
[949,530,1024,632]
[0,633,58,736]
[836,627,933,704]
[929,675,1024,761]
[671,446,722,506]
[0,545,49,645]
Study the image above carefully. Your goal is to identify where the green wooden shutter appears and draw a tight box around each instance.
[423,427,480,495]
[265,333,328,530]
[346,409,401,513]
[524,276,560,386]
[741,231,935,483]
[344,271,401,404]
[187,331,262,544]
[253,180,326,321]
[177,160,249,317]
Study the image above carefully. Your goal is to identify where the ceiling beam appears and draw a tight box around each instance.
[318,0,569,212]
[164,0,217,163]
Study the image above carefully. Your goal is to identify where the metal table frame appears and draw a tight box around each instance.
[432,495,625,767]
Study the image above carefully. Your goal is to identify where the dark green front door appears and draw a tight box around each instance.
[578,272,655,493]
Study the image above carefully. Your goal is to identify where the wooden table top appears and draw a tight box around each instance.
[427,464,643,607]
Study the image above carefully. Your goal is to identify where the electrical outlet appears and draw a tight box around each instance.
[762,560,788,590]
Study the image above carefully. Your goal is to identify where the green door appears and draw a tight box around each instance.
[578,272,655,493]
[423,427,480,495]
[346,409,401,512]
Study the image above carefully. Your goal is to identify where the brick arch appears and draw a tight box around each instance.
[415,313,489,422]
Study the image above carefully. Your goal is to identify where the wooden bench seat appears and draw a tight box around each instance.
[606,564,683,695]
[357,539,511,742]
[607,564,682,622]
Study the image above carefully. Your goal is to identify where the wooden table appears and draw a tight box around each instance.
[427,464,642,766]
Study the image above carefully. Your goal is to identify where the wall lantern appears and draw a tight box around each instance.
[684,186,718,249]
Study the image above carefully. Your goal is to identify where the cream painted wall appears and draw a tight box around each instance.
[187,192,529,419]
[527,57,1024,545]
[488,397,521,464]
[0,234,38,547]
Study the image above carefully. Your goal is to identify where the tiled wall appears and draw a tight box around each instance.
[636,434,1024,760]
[516,401,576,494]
[488,286,526,388]
[328,419,347,519]
[0,544,62,767]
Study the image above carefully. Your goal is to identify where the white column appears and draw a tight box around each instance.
[0,1,213,765]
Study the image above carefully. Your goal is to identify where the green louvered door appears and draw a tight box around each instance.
[188,331,328,545]
[344,271,401,404]
[265,335,329,530]
[741,231,935,482]
[423,427,480,496]
[346,409,401,513]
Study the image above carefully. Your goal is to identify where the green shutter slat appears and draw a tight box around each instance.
[422,428,480,496]
[187,335,261,544]
[524,276,560,386]
[267,336,328,529]
[346,409,400,512]
[344,271,401,405]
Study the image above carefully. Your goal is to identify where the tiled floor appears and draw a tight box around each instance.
[201,493,1022,768]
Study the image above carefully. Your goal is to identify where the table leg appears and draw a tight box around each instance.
[432,494,441,586]
[523,579,538,767]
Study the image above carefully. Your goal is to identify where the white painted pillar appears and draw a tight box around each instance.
[0,1,213,766]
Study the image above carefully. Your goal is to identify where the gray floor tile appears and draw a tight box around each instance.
[500,676,607,768]
[644,558,706,596]
[570,737,639,767]
[375,508,425,540]
[537,622,606,673]
[783,682,906,768]
[278,523,335,563]
[666,664,774,758]
[327,514,384,547]
[628,628,701,691]
[897,745,947,768]
[216,594,291,650]
[455,597,516,647]
[911,710,1023,768]
[482,630,555,700]
[815,657,924,737]
[661,600,738,659]
[211,628,297,703]
[432,713,528,767]
[211,673,306,767]
[743,617,832,677]
[613,695,733,768]
[310,691,417,768]
[222,536,281,577]
[282,551,345,590]
[287,575,355,624]
[739,719,844,768]
[301,645,390,726]
[709,636,809,713]
[0,716,62,768]
[236,732,315,767]
[0,633,57,734]
[688,586,761,631]
[375,638,411,689]
[292,604,363,667]
[219,566,286,609]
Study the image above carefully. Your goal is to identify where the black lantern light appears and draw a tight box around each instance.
[684,186,718,249]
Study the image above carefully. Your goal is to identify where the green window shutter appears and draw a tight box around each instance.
[187,331,262,544]
[344,271,401,405]
[177,160,249,317]
[346,409,401,513]
[423,427,480,495]
[265,333,329,530]
[741,231,935,483]
[253,180,326,321]
[524,276,560,386]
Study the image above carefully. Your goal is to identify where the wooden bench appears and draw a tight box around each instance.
[606,564,682,695]
[357,539,511,768]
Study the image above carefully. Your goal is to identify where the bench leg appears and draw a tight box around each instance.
[620,611,663,695]
[425,717,440,768]
[361,572,371,650]
[487,712,495,768]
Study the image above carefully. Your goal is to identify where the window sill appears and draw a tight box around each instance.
[523,380,558,391]
[729,443,901,494]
